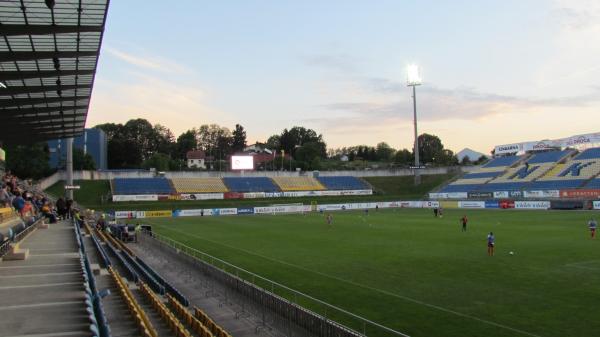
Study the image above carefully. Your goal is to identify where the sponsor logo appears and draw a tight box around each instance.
[112,195,158,202]
[524,190,559,198]
[593,201,600,210]
[485,201,499,208]
[560,189,600,198]
[532,141,554,150]
[509,191,522,198]
[145,210,172,218]
[218,208,238,216]
[237,207,254,215]
[566,135,591,146]
[497,144,520,152]
[468,192,493,199]
[493,191,509,199]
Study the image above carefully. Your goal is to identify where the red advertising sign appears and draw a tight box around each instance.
[499,199,515,209]
[560,189,600,198]
[224,192,245,200]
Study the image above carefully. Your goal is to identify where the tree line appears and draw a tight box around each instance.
[2,117,481,178]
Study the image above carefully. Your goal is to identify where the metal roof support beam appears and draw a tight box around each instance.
[0,25,103,36]
[0,105,88,116]
[0,96,89,108]
[0,84,91,95]
[0,51,98,62]
[0,69,94,81]
[1,114,86,124]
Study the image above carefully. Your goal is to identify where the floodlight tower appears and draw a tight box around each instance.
[407,64,422,185]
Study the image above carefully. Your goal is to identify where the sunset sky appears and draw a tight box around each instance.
[87,0,600,155]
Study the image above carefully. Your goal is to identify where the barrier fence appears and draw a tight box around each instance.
[142,231,411,337]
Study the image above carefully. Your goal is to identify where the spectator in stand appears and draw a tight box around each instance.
[73,209,83,227]
[0,184,10,207]
[56,197,67,219]
[65,198,73,219]
[12,192,25,213]
[41,202,57,224]
[96,214,106,231]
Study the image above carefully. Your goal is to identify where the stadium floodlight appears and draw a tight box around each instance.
[406,64,422,86]
[406,63,422,185]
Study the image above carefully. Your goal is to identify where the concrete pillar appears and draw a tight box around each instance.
[65,137,73,199]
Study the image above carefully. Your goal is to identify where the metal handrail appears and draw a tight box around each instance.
[145,231,411,337]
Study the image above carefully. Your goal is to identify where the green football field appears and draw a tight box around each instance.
[138,208,600,337]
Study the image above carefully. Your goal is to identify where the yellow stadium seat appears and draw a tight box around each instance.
[171,178,229,193]
[271,177,325,191]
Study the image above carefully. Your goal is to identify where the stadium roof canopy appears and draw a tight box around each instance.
[0,0,109,144]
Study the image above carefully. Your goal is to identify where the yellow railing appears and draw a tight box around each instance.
[167,294,215,337]
[108,268,157,337]
[139,282,193,337]
[194,307,233,337]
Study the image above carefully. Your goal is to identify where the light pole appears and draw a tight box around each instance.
[407,64,422,185]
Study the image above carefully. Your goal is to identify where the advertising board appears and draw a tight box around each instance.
[559,189,600,198]
[429,193,447,199]
[243,192,266,199]
[145,210,172,218]
[180,193,224,200]
[112,195,158,202]
[593,201,600,210]
[524,190,559,198]
[514,201,550,209]
[493,191,509,199]
[237,207,255,215]
[218,208,238,216]
[173,209,212,217]
[468,192,493,199]
[447,192,468,199]
[485,200,499,208]
[458,201,486,209]
[115,211,135,219]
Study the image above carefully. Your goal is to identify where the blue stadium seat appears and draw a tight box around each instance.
[527,180,586,190]
[461,171,503,179]
[482,182,529,191]
[112,178,173,195]
[527,150,572,164]
[223,177,280,192]
[316,176,370,190]
[585,179,600,188]
[482,155,522,168]
[574,148,600,160]
[439,184,480,193]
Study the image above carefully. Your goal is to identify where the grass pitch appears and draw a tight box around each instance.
[137,208,599,337]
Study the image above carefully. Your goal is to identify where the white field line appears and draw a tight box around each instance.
[152,223,543,337]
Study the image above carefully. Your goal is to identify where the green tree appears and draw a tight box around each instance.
[176,129,198,159]
[376,142,395,161]
[231,124,247,153]
[73,148,96,170]
[142,153,171,171]
[5,142,52,179]
[394,149,413,165]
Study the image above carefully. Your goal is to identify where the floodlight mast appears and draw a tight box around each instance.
[407,64,422,185]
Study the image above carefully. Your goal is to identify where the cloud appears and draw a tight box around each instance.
[105,47,188,73]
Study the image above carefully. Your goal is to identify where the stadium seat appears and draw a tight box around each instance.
[112,178,174,195]
[316,176,369,190]
[223,177,280,192]
[171,178,229,193]
[272,177,326,191]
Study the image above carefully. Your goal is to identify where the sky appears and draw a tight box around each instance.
[87,0,600,155]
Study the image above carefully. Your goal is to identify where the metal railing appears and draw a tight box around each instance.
[143,231,410,337]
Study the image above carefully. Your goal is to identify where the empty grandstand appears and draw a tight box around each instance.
[269,176,326,191]
[223,177,280,192]
[435,147,600,196]
[112,178,174,195]
[171,178,229,193]
[316,176,370,190]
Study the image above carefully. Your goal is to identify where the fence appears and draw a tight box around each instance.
[141,231,411,337]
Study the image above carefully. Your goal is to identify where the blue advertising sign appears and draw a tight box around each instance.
[485,200,499,209]
[237,207,255,215]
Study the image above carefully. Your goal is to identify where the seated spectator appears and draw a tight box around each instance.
[0,184,10,207]
[12,192,25,213]
[41,202,57,224]
[96,214,107,231]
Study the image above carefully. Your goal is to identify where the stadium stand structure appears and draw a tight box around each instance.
[316,176,370,190]
[171,178,229,193]
[223,177,281,192]
[271,176,326,191]
[113,178,174,195]
[437,147,600,194]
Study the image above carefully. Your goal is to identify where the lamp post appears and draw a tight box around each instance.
[407,64,422,185]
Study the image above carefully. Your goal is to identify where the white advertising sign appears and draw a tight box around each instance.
[515,201,550,209]
[112,195,158,202]
[217,208,238,216]
[458,201,486,209]
[447,192,468,199]
[177,209,213,217]
[115,211,136,219]
[593,201,600,210]
[523,190,559,198]
[494,143,522,155]
[493,191,509,199]
[429,193,448,199]
[243,192,266,199]
[231,155,254,170]
[180,193,223,200]
[255,205,311,214]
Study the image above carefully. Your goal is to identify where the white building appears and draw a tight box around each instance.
[186,150,206,169]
